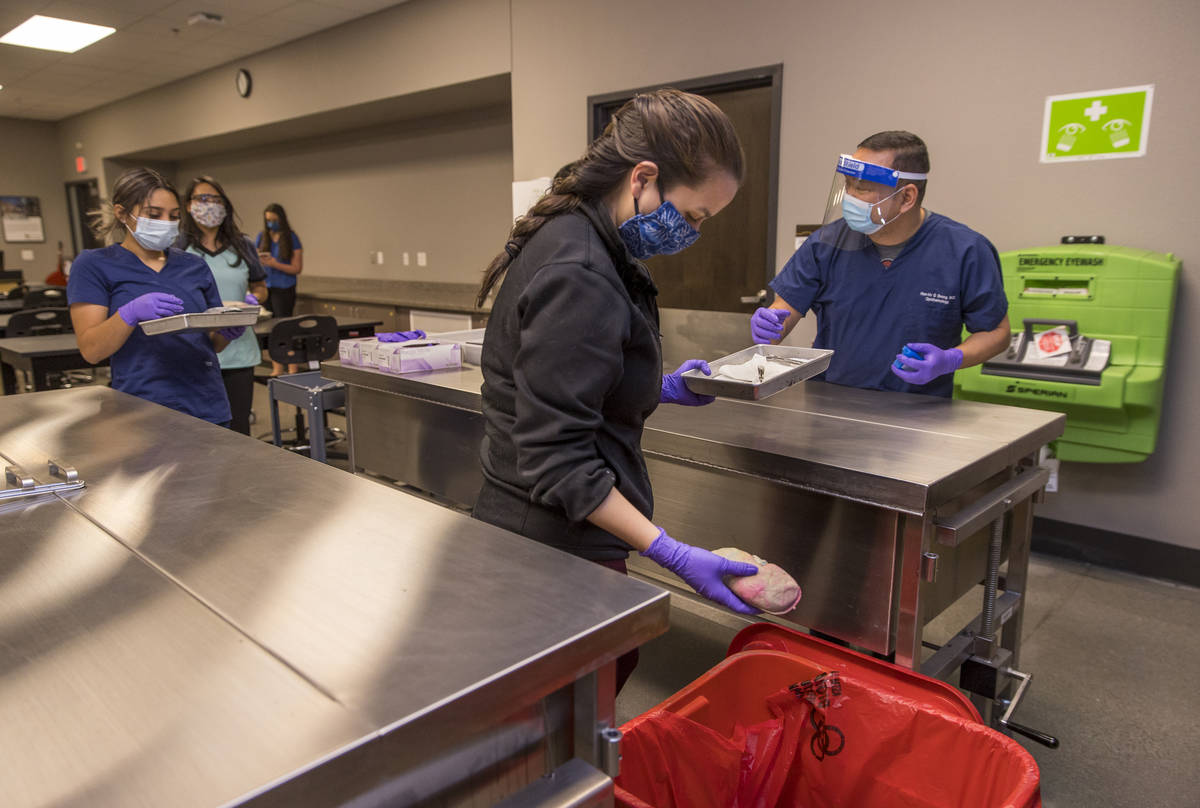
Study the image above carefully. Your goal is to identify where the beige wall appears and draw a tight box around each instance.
[0,117,70,279]
[56,0,511,192]
[509,0,1200,549]
[41,0,1200,549]
[175,106,512,283]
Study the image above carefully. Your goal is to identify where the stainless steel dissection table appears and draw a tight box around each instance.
[323,360,1065,728]
[0,387,668,807]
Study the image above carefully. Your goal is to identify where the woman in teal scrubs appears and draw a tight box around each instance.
[178,176,268,434]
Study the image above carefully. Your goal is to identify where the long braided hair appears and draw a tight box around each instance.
[476,88,744,307]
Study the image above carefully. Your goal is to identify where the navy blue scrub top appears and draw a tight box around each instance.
[255,231,302,289]
[769,212,1007,398]
[67,244,232,424]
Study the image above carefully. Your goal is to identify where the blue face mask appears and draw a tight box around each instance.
[618,193,700,260]
[841,187,903,235]
[266,220,281,232]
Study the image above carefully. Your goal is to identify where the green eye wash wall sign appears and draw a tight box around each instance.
[1040,84,1153,163]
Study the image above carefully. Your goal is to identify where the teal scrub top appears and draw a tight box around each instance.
[185,238,266,370]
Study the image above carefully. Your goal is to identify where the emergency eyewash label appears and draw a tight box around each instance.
[1040,84,1153,163]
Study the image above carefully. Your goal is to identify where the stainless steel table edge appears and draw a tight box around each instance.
[323,360,483,412]
[642,443,926,516]
[236,593,670,807]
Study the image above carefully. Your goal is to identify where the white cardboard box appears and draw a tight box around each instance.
[338,337,376,365]
[385,341,461,374]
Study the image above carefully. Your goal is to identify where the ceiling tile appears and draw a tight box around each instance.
[316,0,406,12]
[33,1,145,29]
[273,1,357,27]
[0,0,412,120]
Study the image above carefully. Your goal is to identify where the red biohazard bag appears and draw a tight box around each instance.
[615,641,1041,808]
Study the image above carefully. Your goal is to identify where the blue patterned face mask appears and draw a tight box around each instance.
[618,192,700,259]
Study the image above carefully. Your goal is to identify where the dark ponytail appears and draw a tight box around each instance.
[476,88,744,307]
[89,167,179,245]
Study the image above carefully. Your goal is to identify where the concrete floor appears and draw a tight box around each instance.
[257,381,1200,806]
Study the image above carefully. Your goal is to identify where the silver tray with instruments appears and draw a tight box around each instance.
[682,344,833,400]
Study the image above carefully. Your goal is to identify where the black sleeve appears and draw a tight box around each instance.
[511,262,629,522]
[244,236,267,282]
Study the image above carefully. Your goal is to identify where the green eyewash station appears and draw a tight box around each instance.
[955,239,1180,462]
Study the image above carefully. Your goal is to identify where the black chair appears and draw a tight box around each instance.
[3,307,94,390]
[263,315,347,463]
[266,315,339,370]
[5,307,72,338]
[21,287,67,309]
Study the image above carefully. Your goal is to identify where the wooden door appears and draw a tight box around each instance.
[590,68,779,313]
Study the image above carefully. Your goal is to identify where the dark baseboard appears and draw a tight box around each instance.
[1032,517,1200,589]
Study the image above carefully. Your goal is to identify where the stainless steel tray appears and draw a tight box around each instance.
[141,306,261,335]
[682,344,833,400]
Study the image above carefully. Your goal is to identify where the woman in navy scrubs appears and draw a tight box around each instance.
[68,167,243,426]
[255,203,303,375]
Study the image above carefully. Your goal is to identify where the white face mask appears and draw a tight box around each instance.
[126,216,179,251]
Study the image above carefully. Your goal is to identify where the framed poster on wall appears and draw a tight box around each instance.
[1,196,46,242]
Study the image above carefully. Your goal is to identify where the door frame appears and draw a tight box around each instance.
[587,64,783,299]
[63,177,101,257]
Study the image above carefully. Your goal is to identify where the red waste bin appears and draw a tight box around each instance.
[615,625,1040,808]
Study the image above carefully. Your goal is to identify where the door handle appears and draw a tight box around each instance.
[740,288,767,305]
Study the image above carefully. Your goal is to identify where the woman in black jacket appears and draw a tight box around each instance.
[474,89,758,691]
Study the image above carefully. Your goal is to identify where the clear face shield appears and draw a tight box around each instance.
[822,154,928,234]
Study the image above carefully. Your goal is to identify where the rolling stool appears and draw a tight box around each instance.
[264,315,346,463]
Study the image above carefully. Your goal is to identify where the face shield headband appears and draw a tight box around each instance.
[822,153,929,232]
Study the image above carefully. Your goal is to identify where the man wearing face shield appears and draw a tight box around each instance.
[751,131,1010,397]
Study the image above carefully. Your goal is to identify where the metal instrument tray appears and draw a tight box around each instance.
[141,306,261,335]
[682,344,833,401]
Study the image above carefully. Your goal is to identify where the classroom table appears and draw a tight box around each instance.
[0,317,381,395]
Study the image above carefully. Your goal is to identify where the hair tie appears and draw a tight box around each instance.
[504,240,521,259]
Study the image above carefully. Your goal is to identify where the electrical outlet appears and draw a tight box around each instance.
[403,252,410,266]
[417,251,427,267]
[20,249,34,261]
[375,251,384,264]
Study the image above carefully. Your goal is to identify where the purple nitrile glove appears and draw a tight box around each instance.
[751,307,788,344]
[642,528,759,614]
[217,325,247,341]
[243,292,259,305]
[661,359,716,406]
[377,330,427,343]
[118,292,184,326]
[889,342,964,385]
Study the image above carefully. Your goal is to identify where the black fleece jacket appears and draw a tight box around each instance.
[475,201,662,560]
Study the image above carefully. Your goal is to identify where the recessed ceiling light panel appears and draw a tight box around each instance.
[0,15,116,54]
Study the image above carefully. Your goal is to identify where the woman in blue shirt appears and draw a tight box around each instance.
[68,167,243,426]
[178,176,268,434]
[255,203,303,375]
